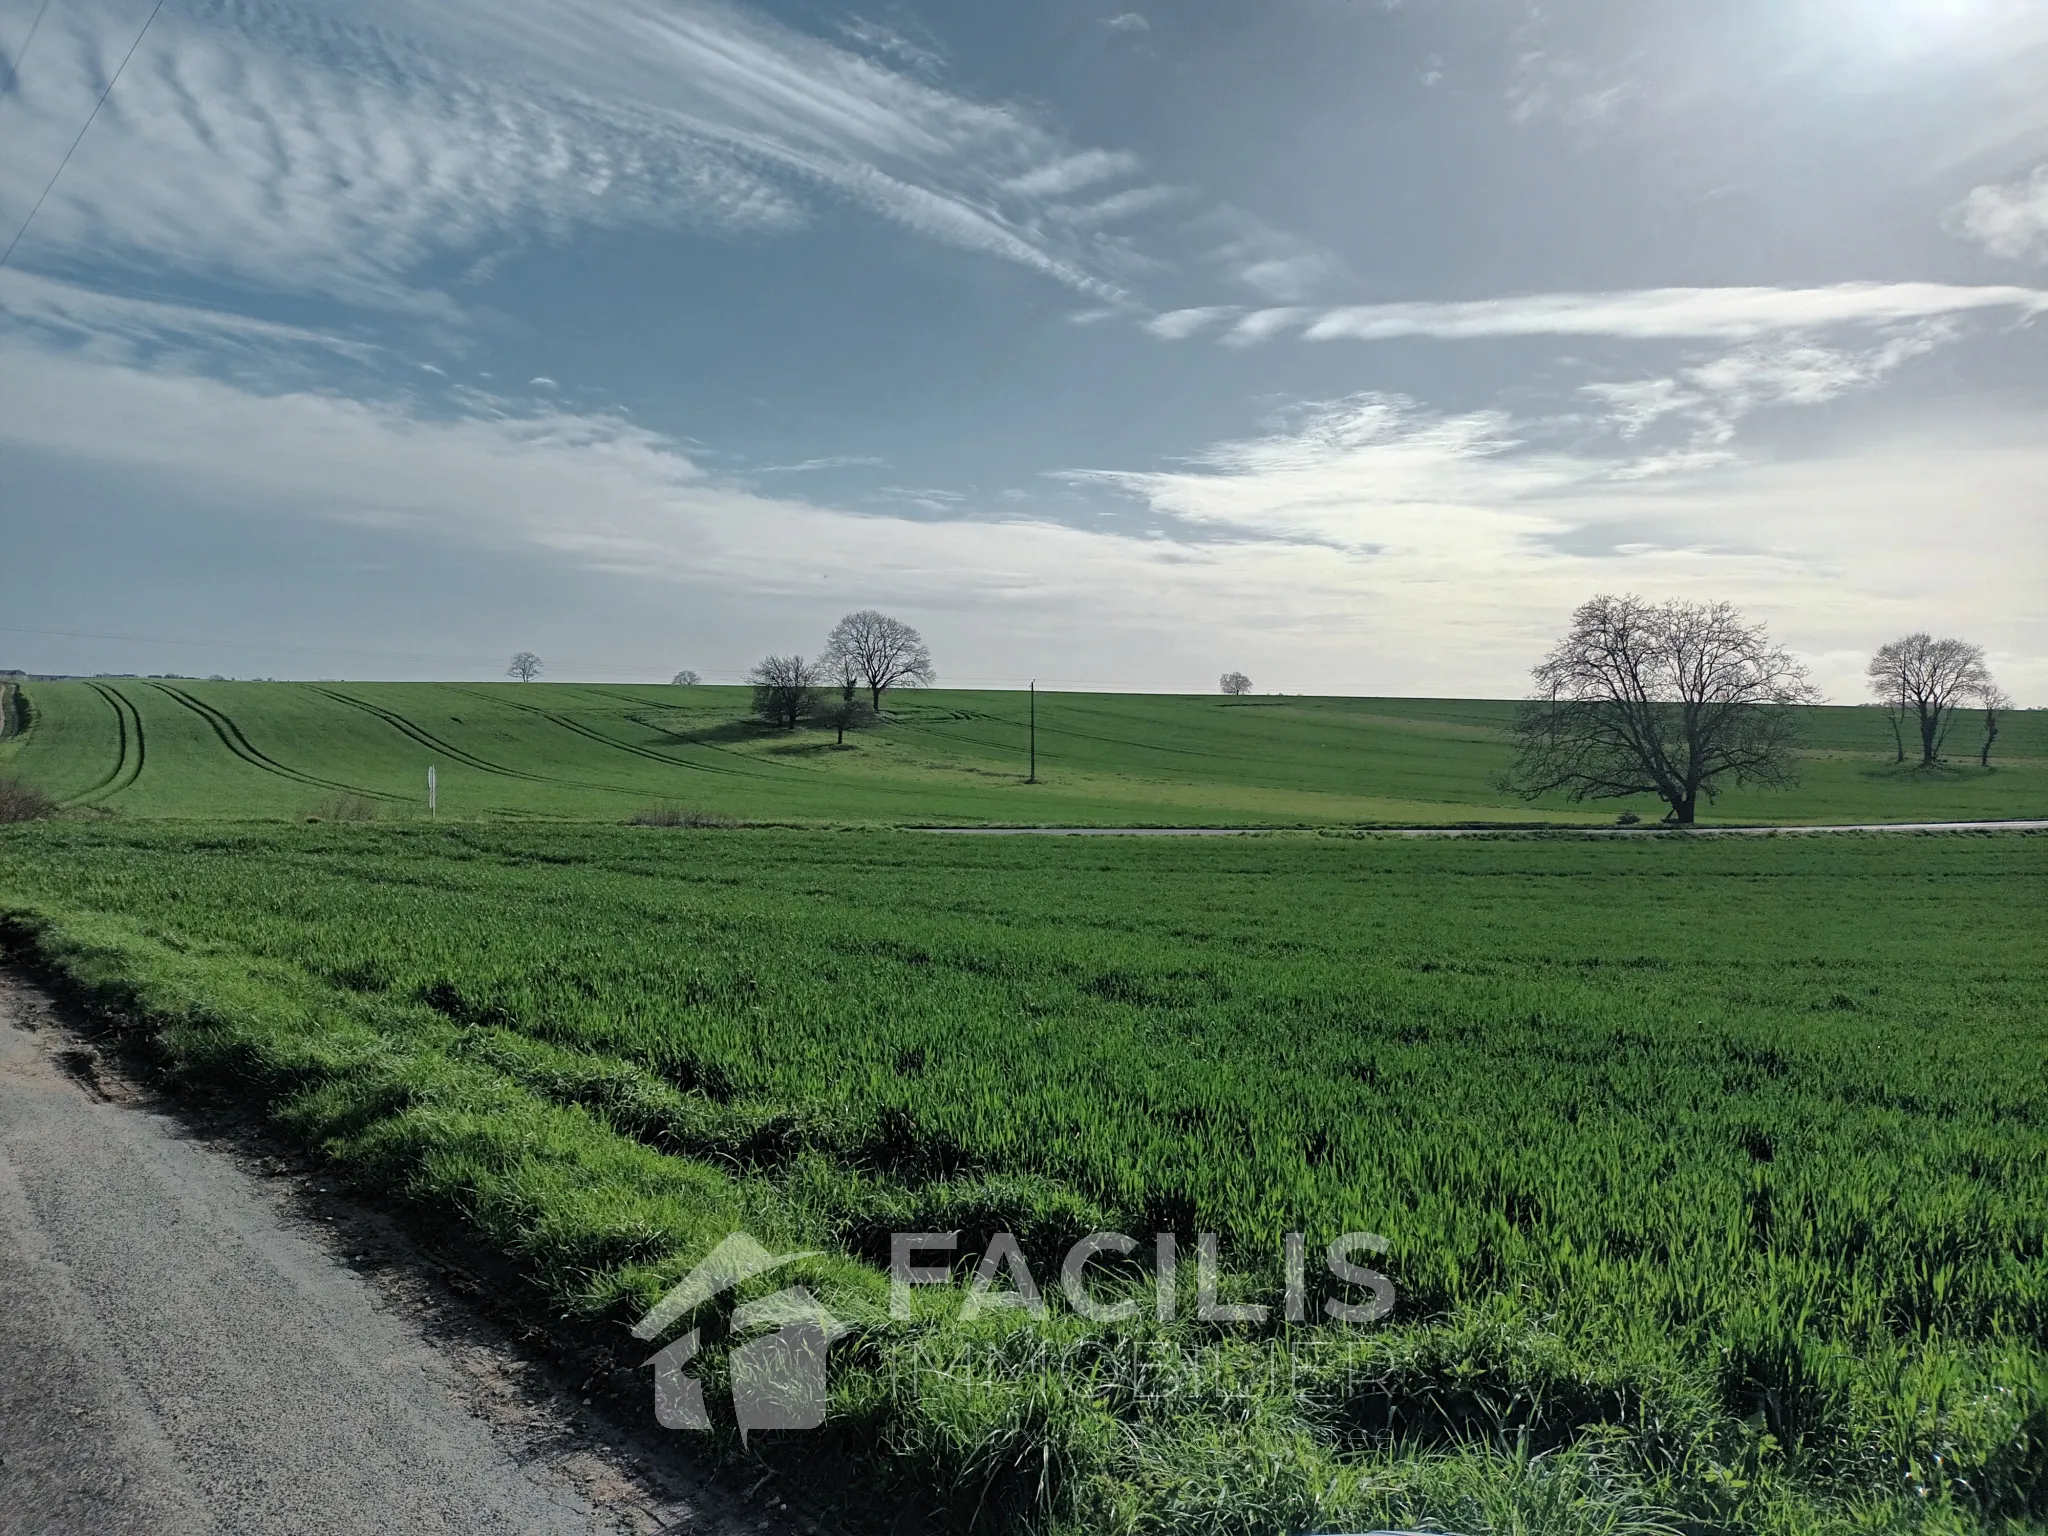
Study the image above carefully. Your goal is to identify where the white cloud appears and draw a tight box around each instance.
[0,269,381,363]
[1004,149,1142,199]
[1509,50,1637,133]
[1,323,2041,700]
[1951,166,2048,262]
[1061,394,1580,554]
[1057,389,2048,699]
[1194,210,1345,303]
[1580,325,1960,474]
[1051,184,1182,228]
[835,17,946,77]
[755,454,889,473]
[1208,283,2048,345]
[0,0,1164,308]
[1236,254,1341,302]
[1102,14,1150,33]
[1144,307,1239,340]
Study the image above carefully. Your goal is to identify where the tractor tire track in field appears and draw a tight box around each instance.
[66,683,146,806]
[147,685,408,804]
[460,689,762,781]
[305,688,641,800]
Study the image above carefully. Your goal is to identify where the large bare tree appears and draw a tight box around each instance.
[1502,595,1820,826]
[823,610,934,712]
[1865,634,1993,766]
[507,651,543,682]
[748,654,821,731]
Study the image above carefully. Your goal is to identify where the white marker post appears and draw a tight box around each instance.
[427,765,437,820]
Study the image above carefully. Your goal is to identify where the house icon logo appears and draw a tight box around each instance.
[634,1233,850,1438]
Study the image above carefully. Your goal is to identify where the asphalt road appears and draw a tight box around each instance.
[923,819,2048,836]
[0,976,772,1536]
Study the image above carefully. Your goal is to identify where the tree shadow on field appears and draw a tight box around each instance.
[636,714,784,747]
[1854,760,1977,783]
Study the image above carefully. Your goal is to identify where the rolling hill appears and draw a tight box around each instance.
[2,678,2040,825]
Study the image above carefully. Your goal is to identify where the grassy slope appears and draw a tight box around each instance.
[1,823,2043,1534]
[4,680,2043,825]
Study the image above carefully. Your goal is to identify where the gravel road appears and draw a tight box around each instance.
[0,975,814,1536]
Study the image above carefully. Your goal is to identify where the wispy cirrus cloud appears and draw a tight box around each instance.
[1003,149,1142,199]
[0,269,381,364]
[754,454,890,474]
[1142,282,2048,345]
[1581,324,1960,476]
[0,0,1184,310]
[834,16,946,78]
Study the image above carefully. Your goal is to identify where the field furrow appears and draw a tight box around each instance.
[147,684,407,803]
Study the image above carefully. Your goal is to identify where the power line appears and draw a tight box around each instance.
[0,0,56,101]
[0,0,167,272]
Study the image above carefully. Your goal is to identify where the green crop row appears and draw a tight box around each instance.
[1,823,2043,1533]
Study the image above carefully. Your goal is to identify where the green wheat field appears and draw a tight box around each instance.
[1,681,2045,1534]
[6,677,2044,824]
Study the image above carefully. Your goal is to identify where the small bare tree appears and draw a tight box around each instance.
[749,654,820,730]
[1865,634,1992,766]
[671,669,702,686]
[1502,595,1820,826]
[823,610,934,712]
[1879,694,1909,763]
[1220,671,1253,696]
[507,651,543,682]
[1979,687,2013,768]
[819,651,875,744]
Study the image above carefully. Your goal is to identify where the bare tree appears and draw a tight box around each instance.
[819,651,875,744]
[822,610,934,712]
[1502,595,1821,826]
[1979,686,2013,768]
[1220,671,1253,696]
[749,654,820,730]
[1865,634,1993,766]
[1880,694,1908,764]
[671,669,702,686]
[507,651,543,682]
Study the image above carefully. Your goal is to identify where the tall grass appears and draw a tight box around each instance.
[1,823,2042,1532]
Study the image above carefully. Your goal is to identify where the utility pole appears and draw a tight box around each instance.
[1028,680,1037,784]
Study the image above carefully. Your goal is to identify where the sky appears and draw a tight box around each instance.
[1,0,2044,699]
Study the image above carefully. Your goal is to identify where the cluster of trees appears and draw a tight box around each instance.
[748,611,935,741]
[1867,634,2010,768]
[1503,595,2012,826]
